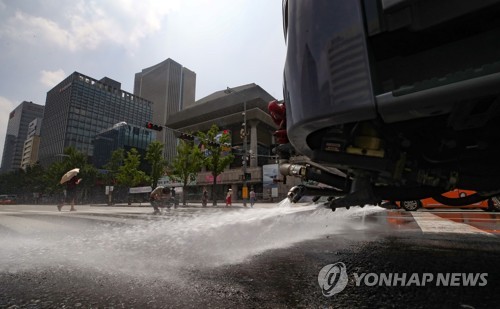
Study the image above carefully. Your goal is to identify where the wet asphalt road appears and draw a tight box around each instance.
[0,204,499,308]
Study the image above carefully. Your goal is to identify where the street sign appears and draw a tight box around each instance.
[129,186,152,194]
[105,186,114,195]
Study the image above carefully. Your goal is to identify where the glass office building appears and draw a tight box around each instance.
[92,122,156,169]
[38,72,153,166]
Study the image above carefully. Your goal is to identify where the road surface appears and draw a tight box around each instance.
[0,203,498,308]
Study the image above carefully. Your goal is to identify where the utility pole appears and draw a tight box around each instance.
[242,98,248,207]
[225,87,248,206]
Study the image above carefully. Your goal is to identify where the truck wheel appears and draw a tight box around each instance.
[401,200,421,211]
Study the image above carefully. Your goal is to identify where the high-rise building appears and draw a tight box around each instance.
[38,72,153,166]
[134,58,196,161]
[0,101,44,174]
[92,122,156,169]
[21,118,43,170]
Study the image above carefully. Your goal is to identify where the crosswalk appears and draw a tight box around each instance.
[411,212,494,235]
[384,210,500,235]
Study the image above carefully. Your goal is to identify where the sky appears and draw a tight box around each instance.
[0,0,286,164]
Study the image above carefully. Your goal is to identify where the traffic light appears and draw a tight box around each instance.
[206,140,220,147]
[178,132,195,141]
[145,122,163,131]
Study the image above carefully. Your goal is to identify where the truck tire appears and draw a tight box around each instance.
[401,200,421,211]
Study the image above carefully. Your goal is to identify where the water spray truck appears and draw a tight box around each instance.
[271,0,500,211]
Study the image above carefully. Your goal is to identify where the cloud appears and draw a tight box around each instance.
[0,96,16,164]
[40,69,66,88]
[114,0,181,44]
[1,0,180,52]
[0,96,15,119]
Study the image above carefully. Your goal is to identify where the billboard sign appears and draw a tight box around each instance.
[263,164,279,188]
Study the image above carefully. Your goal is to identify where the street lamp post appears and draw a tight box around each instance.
[55,154,70,158]
[54,153,70,162]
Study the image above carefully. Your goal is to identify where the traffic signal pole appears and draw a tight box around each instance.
[242,98,248,207]
[225,87,248,207]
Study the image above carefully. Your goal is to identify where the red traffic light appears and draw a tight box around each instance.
[145,122,163,131]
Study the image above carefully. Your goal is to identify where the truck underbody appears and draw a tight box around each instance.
[275,0,500,209]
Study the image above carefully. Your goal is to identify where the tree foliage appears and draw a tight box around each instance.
[67,147,95,195]
[116,148,148,189]
[145,141,167,188]
[170,138,203,205]
[23,163,45,193]
[0,169,26,195]
[196,124,234,205]
[0,147,97,202]
[115,148,149,205]
[102,148,124,204]
[0,129,241,205]
[52,147,97,201]
[103,148,124,184]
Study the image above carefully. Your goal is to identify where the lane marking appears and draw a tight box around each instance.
[0,210,156,235]
[58,213,146,225]
[411,212,493,235]
[0,215,79,235]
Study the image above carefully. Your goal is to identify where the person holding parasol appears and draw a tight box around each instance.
[58,168,82,211]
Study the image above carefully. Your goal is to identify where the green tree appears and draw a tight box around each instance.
[0,147,97,204]
[116,148,148,204]
[0,167,42,202]
[0,169,26,196]
[170,138,203,205]
[24,163,45,190]
[24,163,46,202]
[26,147,97,203]
[60,146,88,172]
[43,160,66,195]
[197,124,234,205]
[145,141,167,188]
[102,148,124,205]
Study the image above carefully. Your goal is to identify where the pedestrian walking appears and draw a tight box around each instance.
[58,168,82,212]
[250,188,256,208]
[225,188,232,207]
[171,187,177,208]
[202,187,208,207]
[150,186,171,214]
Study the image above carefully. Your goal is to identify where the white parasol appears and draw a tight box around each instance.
[60,168,80,184]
